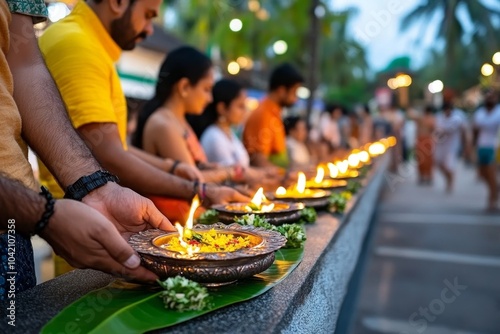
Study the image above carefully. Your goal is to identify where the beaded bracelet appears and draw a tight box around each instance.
[33,186,56,235]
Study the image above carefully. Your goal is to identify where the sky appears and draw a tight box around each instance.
[330,0,500,71]
[330,0,442,71]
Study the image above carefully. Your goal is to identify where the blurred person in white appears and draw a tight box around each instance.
[434,101,469,193]
[403,108,417,161]
[188,79,277,188]
[318,104,343,155]
[473,89,500,211]
[284,116,311,167]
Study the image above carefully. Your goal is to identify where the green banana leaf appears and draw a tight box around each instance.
[42,248,303,334]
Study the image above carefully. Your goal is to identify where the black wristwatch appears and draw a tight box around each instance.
[64,170,119,201]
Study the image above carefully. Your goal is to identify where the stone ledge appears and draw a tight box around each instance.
[1,156,388,334]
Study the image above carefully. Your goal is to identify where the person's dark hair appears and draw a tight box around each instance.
[269,63,304,92]
[132,46,212,148]
[324,102,337,114]
[284,116,304,136]
[441,101,453,111]
[360,104,370,115]
[187,79,244,139]
[424,105,435,114]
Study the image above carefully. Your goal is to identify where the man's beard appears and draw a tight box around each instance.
[110,7,147,51]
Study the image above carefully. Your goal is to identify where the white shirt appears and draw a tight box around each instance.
[474,105,500,148]
[318,113,341,148]
[286,137,311,166]
[200,125,250,167]
[435,109,466,153]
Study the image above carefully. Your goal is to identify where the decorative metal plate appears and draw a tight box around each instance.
[212,202,304,225]
[128,224,287,284]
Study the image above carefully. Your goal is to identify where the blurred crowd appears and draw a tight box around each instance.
[287,89,500,212]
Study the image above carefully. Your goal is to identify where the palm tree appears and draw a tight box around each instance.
[401,0,500,88]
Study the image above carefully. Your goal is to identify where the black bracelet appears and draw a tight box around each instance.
[64,170,119,201]
[169,160,181,174]
[33,186,56,235]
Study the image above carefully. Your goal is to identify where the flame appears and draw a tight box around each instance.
[185,195,200,230]
[387,136,397,147]
[368,142,386,156]
[250,187,265,207]
[245,187,275,212]
[261,203,275,212]
[348,154,360,168]
[296,172,306,194]
[336,160,349,174]
[276,186,287,196]
[358,151,370,163]
[174,196,201,256]
[327,163,339,178]
[314,166,325,183]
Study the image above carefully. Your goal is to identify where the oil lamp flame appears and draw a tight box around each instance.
[368,142,386,156]
[327,163,339,178]
[250,187,265,207]
[245,187,275,212]
[261,203,275,212]
[276,186,287,196]
[174,196,201,255]
[185,195,200,230]
[336,160,349,174]
[314,167,325,183]
[358,151,370,163]
[296,172,306,194]
[348,154,360,168]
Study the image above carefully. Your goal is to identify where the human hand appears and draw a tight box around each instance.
[244,167,280,189]
[204,185,250,205]
[82,182,175,236]
[174,162,204,182]
[41,199,157,282]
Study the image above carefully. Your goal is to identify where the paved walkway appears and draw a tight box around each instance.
[349,160,500,334]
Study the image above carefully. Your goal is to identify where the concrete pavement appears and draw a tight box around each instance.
[349,160,500,334]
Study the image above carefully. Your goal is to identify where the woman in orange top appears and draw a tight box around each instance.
[133,47,253,221]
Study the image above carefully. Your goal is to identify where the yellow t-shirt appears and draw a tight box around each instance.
[0,1,37,191]
[38,1,128,198]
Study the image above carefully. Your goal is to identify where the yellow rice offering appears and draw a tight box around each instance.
[163,228,253,253]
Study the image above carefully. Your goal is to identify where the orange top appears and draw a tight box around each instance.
[184,126,207,164]
[243,97,286,157]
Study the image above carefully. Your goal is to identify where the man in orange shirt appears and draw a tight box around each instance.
[243,63,304,167]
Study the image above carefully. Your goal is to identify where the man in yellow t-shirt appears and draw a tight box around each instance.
[1,0,178,292]
[39,1,247,216]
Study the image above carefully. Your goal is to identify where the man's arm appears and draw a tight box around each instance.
[78,123,196,199]
[249,152,275,167]
[0,174,159,281]
[128,146,172,171]
[0,176,44,234]
[6,13,101,187]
